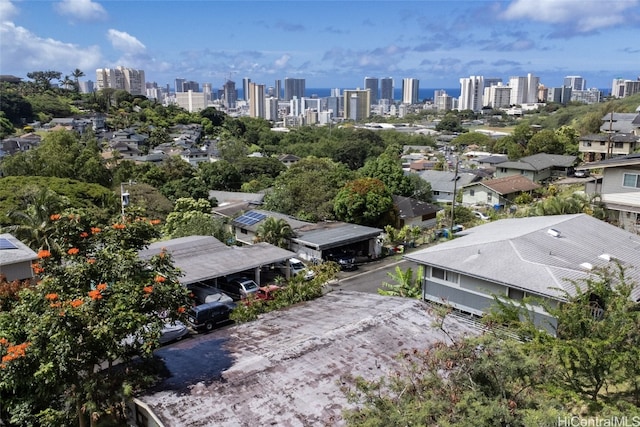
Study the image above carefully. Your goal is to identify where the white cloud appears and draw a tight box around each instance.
[274,54,290,68]
[0,21,101,74]
[54,0,107,21]
[107,29,145,53]
[0,0,18,21]
[501,0,638,32]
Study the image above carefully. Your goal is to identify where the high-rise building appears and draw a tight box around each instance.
[435,93,454,111]
[508,73,539,105]
[95,66,145,96]
[327,96,340,117]
[243,78,252,101]
[343,89,371,121]
[364,77,379,106]
[202,83,212,103]
[401,78,419,105]
[284,78,305,101]
[547,87,572,105]
[78,80,94,94]
[223,80,237,109]
[612,77,640,98]
[174,78,186,93]
[563,76,586,91]
[274,79,281,100]
[570,88,602,104]
[381,77,393,103]
[183,81,199,92]
[175,90,206,112]
[484,78,502,88]
[265,97,279,121]
[483,84,511,108]
[249,82,265,118]
[458,75,485,112]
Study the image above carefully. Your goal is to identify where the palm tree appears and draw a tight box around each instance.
[378,266,423,298]
[6,187,66,252]
[72,68,85,92]
[254,217,293,248]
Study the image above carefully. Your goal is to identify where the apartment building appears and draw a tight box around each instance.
[343,89,371,121]
[508,73,539,105]
[364,77,379,106]
[458,76,484,112]
[96,66,146,96]
[402,78,419,105]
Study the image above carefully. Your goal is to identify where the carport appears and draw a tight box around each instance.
[139,236,295,286]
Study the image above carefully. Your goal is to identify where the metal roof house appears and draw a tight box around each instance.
[494,153,578,183]
[230,209,383,263]
[138,236,294,286]
[579,153,640,232]
[129,291,479,427]
[416,170,482,204]
[461,175,541,208]
[404,214,640,333]
[0,234,38,282]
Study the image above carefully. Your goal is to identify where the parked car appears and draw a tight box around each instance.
[277,258,316,281]
[188,282,234,305]
[573,169,590,178]
[256,284,282,301]
[218,276,259,300]
[472,211,490,221]
[325,251,357,271]
[186,301,236,332]
[121,320,189,347]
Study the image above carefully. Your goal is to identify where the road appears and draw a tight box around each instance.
[326,255,421,294]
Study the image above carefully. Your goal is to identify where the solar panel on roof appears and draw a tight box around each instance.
[235,211,266,227]
[0,238,18,250]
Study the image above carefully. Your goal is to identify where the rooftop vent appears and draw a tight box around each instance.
[547,228,561,238]
[580,262,593,270]
[599,253,612,262]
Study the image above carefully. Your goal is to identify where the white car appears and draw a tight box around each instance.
[472,211,490,221]
[122,320,189,347]
[278,258,315,281]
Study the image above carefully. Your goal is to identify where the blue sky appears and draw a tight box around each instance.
[1,0,639,91]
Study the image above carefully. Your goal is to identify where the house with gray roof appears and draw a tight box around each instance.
[230,209,383,262]
[600,112,640,134]
[579,133,639,162]
[579,153,640,232]
[416,170,481,204]
[404,214,640,333]
[462,175,541,208]
[0,234,38,282]
[129,291,479,427]
[392,195,441,229]
[138,235,294,287]
[494,153,577,183]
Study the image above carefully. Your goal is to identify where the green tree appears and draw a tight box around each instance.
[451,132,492,149]
[263,157,354,221]
[358,153,413,197]
[26,70,62,91]
[525,129,564,155]
[198,160,242,191]
[71,68,85,92]
[0,213,189,426]
[334,178,394,227]
[435,113,465,133]
[162,197,217,238]
[254,216,294,248]
[378,265,423,298]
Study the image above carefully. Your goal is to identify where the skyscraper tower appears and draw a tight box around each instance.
[223,80,237,109]
[343,89,371,121]
[274,79,281,100]
[364,77,379,106]
[458,75,485,112]
[249,82,265,118]
[284,78,305,101]
[242,77,252,101]
[402,78,419,104]
[174,78,186,93]
[563,76,586,91]
[381,77,393,103]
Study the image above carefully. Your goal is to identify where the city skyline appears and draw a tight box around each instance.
[1,0,639,90]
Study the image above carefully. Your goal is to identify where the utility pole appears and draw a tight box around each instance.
[120,180,134,220]
[449,157,460,237]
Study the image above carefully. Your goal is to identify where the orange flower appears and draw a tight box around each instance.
[112,223,126,230]
[90,227,101,234]
[45,293,58,301]
[49,302,61,308]
[87,258,96,264]
[88,289,103,300]
[32,263,44,274]
[79,232,89,238]
[49,214,61,221]
[70,299,84,308]
[150,219,161,225]
[67,247,79,255]
[0,338,8,346]
[37,249,51,259]
[177,306,186,314]
[1,342,30,366]
[154,275,166,283]
[143,286,153,294]
[96,283,107,291]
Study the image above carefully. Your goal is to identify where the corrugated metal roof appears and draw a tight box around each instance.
[292,222,382,249]
[404,214,640,301]
[139,236,294,284]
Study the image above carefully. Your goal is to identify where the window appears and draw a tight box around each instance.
[509,288,525,301]
[614,142,624,149]
[583,141,592,147]
[499,168,507,173]
[623,173,640,188]
[433,191,440,195]
[487,193,493,202]
[240,228,248,234]
[469,189,475,196]
[431,267,459,283]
